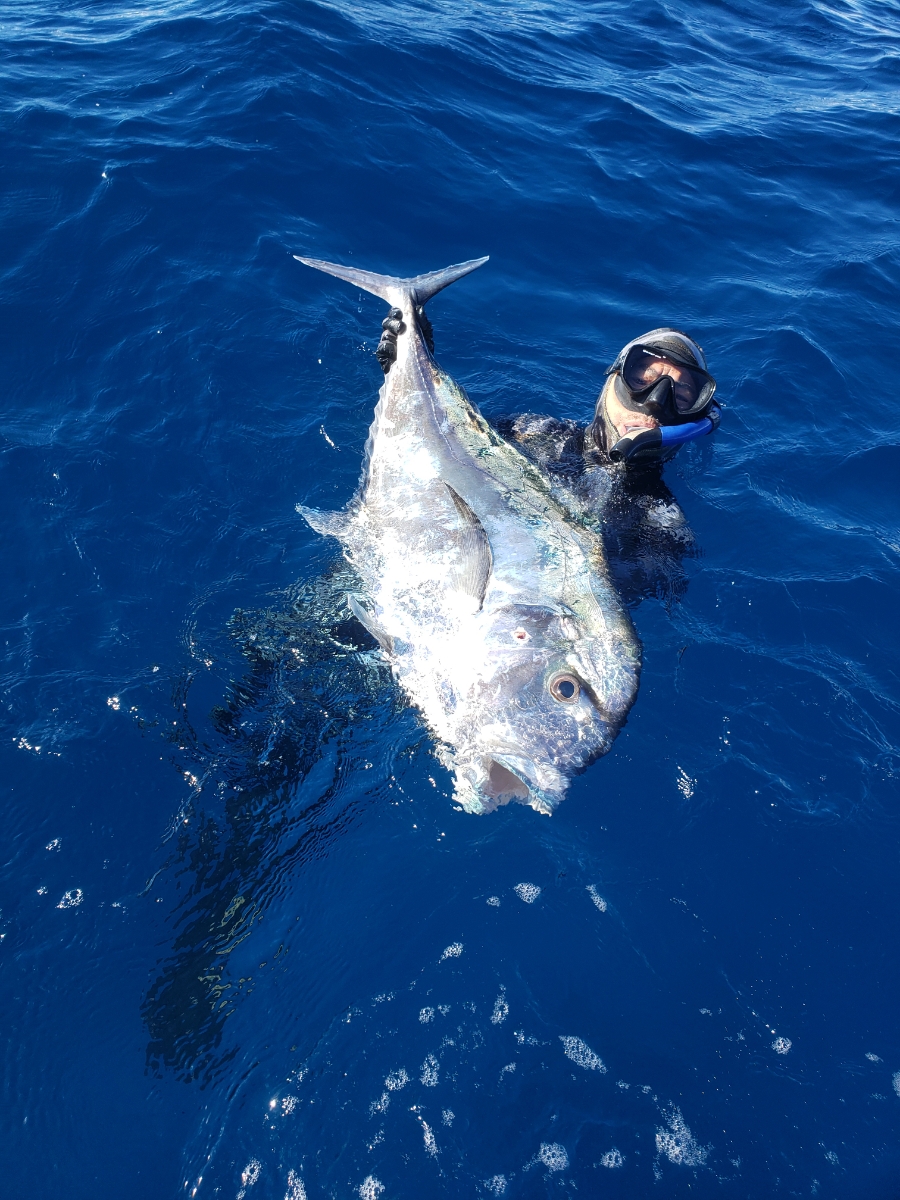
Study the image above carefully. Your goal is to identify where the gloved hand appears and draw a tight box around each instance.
[374,306,435,374]
[375,308,404,374]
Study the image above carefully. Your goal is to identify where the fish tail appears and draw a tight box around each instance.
[293,254,489,306]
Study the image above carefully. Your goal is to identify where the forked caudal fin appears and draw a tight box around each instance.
[293,254,489,306]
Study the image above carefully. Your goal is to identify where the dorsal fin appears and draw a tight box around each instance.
[444,484,493,611]
[293,255,489,307]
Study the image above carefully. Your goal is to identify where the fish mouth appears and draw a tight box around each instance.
[484,759,530,804]
[454,752,568,816]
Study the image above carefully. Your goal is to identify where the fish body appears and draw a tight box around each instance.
[295,256,640,814]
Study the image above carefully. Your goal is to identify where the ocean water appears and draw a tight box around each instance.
[3,0,900,1195]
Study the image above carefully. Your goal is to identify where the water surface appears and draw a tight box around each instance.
[2,0,900,1195]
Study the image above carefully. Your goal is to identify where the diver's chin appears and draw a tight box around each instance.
[616,419,659,437]
[452,753,568,816]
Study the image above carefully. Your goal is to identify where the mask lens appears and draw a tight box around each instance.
[621,346,714,416]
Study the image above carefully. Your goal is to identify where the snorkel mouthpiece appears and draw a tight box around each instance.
[608,427,662,463]
[608,415,716,463]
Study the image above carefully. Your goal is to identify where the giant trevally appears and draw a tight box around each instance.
[294,255,640,814]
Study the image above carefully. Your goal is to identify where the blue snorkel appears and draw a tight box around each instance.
[608,408,718,463]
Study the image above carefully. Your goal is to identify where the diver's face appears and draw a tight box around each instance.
[603,357,698,438]
[627,354,699,411]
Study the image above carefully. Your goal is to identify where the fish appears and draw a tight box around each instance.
[294,255,641,814]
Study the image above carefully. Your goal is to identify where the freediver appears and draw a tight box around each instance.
[375,315,721,607]
[498,329,721,608]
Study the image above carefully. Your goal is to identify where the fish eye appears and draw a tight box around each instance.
[549,673,580,703]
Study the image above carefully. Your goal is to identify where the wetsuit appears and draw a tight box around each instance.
[494,413,698,608]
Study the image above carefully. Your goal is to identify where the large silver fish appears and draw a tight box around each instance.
[295,255,640,814]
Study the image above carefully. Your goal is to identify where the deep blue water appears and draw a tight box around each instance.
[3,0,900,1195]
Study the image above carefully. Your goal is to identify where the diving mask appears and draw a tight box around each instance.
[610,341,716,423]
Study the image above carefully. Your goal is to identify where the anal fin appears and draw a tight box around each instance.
[296,504,351,541]
[347,594,394,655]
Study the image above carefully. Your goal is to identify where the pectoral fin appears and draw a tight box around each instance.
[347,594,394,655]
[444,484,493,611]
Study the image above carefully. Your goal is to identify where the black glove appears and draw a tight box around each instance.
[375,307,405,374]
[374,306,435,374]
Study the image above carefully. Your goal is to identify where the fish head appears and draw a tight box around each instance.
[448,603,640,814]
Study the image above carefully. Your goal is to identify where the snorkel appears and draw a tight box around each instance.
[608,409,719,463]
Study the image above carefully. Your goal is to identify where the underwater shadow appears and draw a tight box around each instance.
[142,562,407,1085]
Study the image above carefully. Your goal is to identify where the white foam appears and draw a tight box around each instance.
[281,1095,298,1115]
[772,1037,792,1055]
[57,889,83,909]
[599,1149,624,1168]
[676,767,695,799]
[442,1109,454,1125]
[15,737,43,753]
[420,1117,438,1156]
[358,1177,384,1200]
[385,1068,408,1091]
[560,1035,606,1072]
[491,994,509,1024]
[486,896,500,906]
[419,1007,435,1023]
[483,1177,507,1195]
[240,1159,261,1187]
[440,943,463,960]
[586,885,607,912]
[655,1107,710,1167]
[284,1170,306,1200]
[514,883,541,904]
[893,1071,900,1098]
[538,1143,569,1172]
[369,1092,390,1115]
[865,1052,882,1062]
[514,1030,543,1046]
[420,1054,439,1086]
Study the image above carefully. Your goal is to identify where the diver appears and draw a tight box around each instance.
[494,329,721,607]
